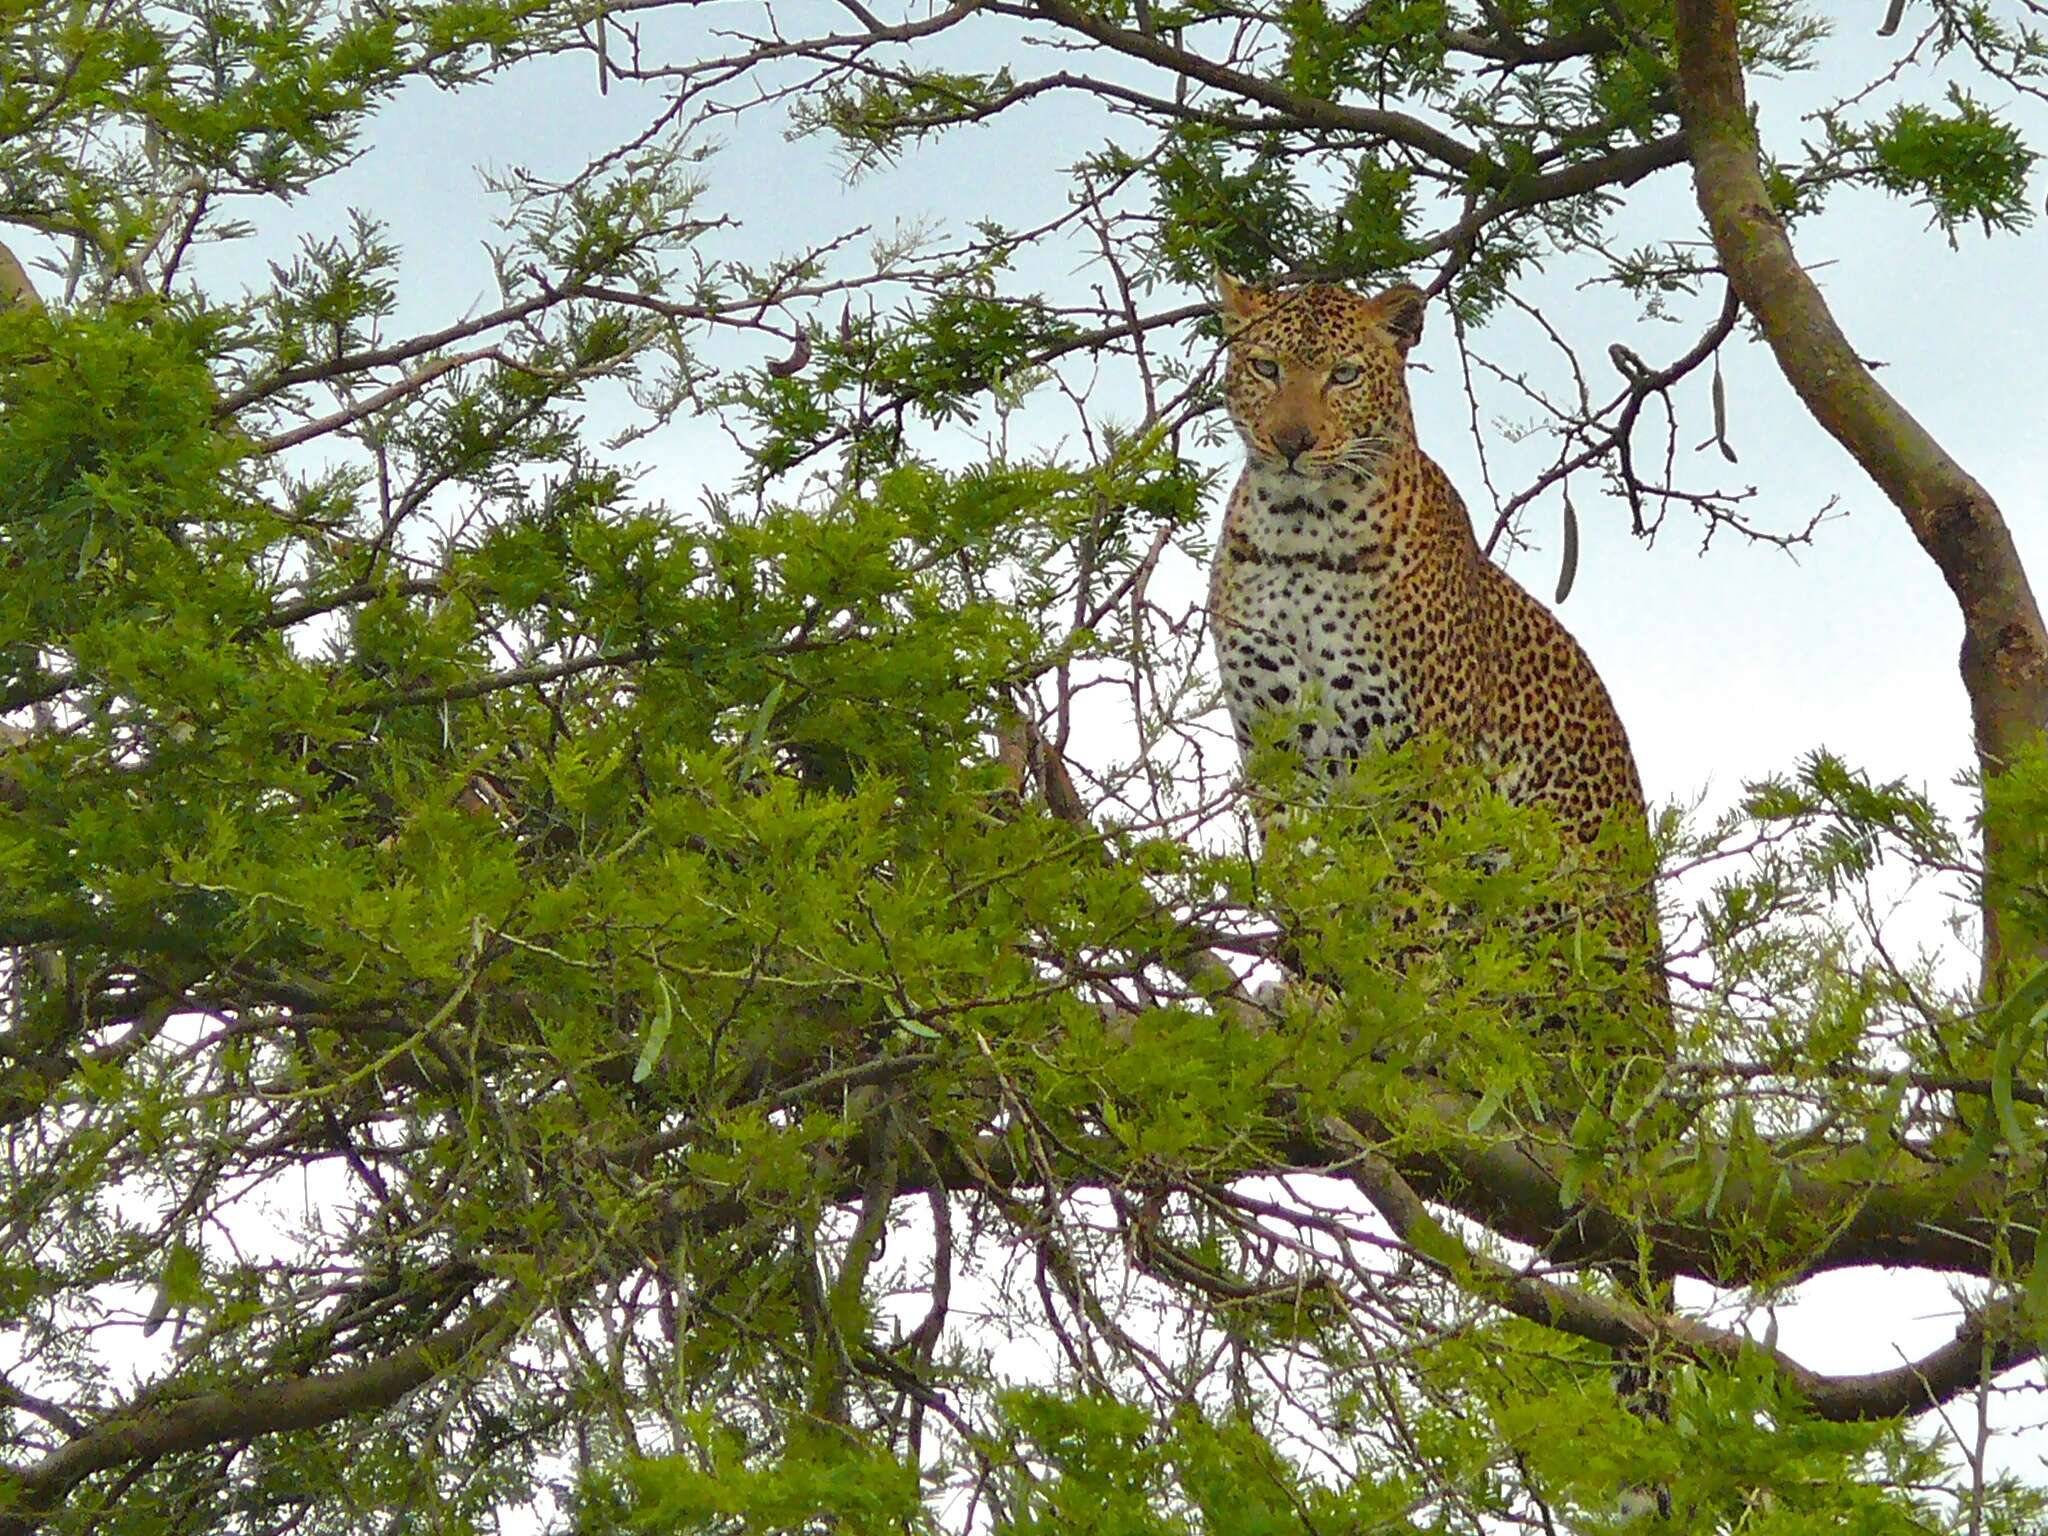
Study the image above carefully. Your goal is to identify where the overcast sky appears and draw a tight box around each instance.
[134,0,2048,1504]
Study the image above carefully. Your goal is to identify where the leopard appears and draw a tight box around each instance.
[1208,270,1675,1515]
[1208,271,1650,853]
[1206,268,1669,1028]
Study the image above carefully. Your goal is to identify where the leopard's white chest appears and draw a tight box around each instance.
[1212,469,1419,766]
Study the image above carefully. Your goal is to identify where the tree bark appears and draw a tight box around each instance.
[1672,0,2048,982]
[1338,1130,2034,1422]
[0,1297,512,1533]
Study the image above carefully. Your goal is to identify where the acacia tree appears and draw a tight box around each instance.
[3,0,2048,1530]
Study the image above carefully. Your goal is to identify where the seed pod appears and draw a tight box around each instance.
[767,331,813,379]
[1711,360,1737,462]
[1555,493,1580,605]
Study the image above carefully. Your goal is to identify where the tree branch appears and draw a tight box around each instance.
[1019,0,1482,169]
[1672,0,2048,977]
[0,1296,514,1532]
[1339,1124,2040,1421]
[1307,1079,2048,1287]
[250,348,522,455]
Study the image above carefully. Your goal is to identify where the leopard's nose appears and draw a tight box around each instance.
[1273,424,1316,464]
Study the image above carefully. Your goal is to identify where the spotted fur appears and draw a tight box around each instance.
[1208,273,1650,850]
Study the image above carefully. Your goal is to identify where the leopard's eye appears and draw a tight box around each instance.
[1329,363,1362,386]
[1247,356,1281,381]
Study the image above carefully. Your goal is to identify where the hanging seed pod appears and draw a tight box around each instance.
[1555,492,1580,604]
[767,331,813,378]
[1711,358,1737,462]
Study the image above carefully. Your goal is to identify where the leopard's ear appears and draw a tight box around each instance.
[1214,267,1268,333]
[1373,283,1427,354]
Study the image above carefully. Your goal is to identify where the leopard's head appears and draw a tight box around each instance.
[1216,273,1425,476]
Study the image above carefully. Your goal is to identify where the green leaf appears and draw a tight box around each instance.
[1557,1156,1587,1213]
[632,972,675,1084]
[2025,1233,2048,1336]
[741,678,786,768]
[1703,1147,1731,1222]
[1466,1082,1505,1134]
[1987,961,2048,1153]
[161,1240,205,1309]
[1866,86,2037,239]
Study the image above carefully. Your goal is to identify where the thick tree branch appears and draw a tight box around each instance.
[0,1296,515,1532]
[1443,24,1617,67]
[217,291,564,415]
[836,994,2048,1327]
[4,1019,2033,1519]
[1672,0,2048,976]
[1340,1128,2040,1422]
[1793,1294,2036,1421]
[766,1041,2045,1423]
[1418,134,1687,272]
[1310,1080,2047,1286]
[1015,0,1683,229]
